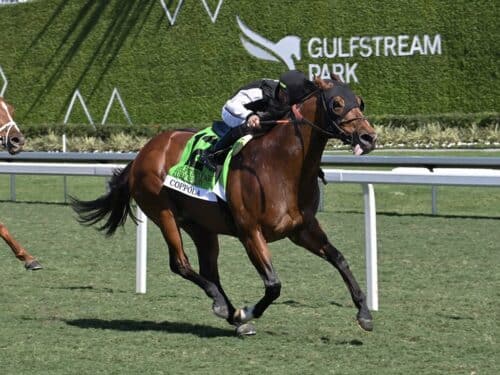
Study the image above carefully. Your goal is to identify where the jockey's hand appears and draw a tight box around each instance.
[246,114,261,129]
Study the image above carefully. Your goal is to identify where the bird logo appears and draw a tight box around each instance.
[237,16,301,70]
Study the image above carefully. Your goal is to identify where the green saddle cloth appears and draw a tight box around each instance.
[164,126,252,201]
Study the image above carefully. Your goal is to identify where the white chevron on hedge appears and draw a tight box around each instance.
[160,0,184,26]
[201,0,224,23]
[160,0,224,25]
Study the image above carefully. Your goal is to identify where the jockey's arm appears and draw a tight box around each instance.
[223,87,264,125]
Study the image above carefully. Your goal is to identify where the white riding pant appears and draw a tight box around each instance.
[221,106,246,128]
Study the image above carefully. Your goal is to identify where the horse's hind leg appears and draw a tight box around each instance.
[289,219,373,331]
[137,193,233,323]
[183,223,236,323]
[0,222,42,270]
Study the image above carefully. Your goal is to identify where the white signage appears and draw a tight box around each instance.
[237,16,442,83]
[0,0,35,5]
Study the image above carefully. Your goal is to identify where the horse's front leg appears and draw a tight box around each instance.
[235,230,281,325]
[289,219,373,331]
[0,222,42,270]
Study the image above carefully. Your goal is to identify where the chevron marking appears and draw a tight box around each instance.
[159,0,184,26]
[200,0,224,23]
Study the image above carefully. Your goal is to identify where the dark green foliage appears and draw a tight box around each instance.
[370,112,499,130]
[0,0,498,128]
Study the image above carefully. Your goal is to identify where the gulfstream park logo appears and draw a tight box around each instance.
[237,16,442,83]
[237,17,301,71]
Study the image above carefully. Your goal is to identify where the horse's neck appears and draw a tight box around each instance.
[273,115,327,183]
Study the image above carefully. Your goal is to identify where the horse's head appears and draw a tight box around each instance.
[306,74,377,155]
[0,97,25,155]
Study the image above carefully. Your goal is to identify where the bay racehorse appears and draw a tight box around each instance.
[0,97,42,270]
[71,75,377,335]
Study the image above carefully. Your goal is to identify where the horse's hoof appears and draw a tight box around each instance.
[212,303,229,319]
[25,260,43,271]
[235,322,256,337]
[357,317,373,332]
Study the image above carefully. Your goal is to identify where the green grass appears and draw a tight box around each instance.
[0,152,499,374]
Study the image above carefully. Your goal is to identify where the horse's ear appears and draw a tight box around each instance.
[314,76,333,90]
[330,73,342,81]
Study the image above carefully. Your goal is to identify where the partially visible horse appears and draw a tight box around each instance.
[0,97,42,270]
[71,75,377,334]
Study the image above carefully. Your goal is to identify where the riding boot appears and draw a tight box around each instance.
[200,126,246,171]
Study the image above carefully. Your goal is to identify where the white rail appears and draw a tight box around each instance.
[0,162,150,289]
[323,167,500,311]
[1,162,499,311]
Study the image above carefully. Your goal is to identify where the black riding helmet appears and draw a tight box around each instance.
[277,70,314,105]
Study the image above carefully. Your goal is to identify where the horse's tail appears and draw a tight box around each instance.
[70,162,137,236]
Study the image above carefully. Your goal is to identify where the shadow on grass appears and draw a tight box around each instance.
[0,199,68,206]
[435,312,474,320]
[276,299,344,308]
[334,339,363,346]
[64,318,235,338]
[47,285,128,294]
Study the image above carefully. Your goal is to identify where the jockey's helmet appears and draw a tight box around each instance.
[278,70,310,105]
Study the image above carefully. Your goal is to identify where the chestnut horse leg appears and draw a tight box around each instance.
[233,230,281,325]
[134,190,235,325]
[0,222,42,270]
[289,218,373,331]
[182,223,236,323]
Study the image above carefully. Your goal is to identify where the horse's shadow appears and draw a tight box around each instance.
[64,318,235,338]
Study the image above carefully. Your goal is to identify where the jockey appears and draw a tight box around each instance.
[200,69,315,171]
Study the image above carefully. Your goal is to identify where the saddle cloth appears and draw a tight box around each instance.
[163,126,252,202]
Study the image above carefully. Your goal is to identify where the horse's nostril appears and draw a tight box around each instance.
[10,136,25,146]
[360,133,377,145]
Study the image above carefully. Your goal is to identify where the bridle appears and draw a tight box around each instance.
[289,82,368,144]
[0,100,22,149]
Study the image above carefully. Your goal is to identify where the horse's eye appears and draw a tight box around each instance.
[331,96,345,114]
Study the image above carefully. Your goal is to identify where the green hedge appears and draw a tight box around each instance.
[1,0,498,126]
[370,112,500,130]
